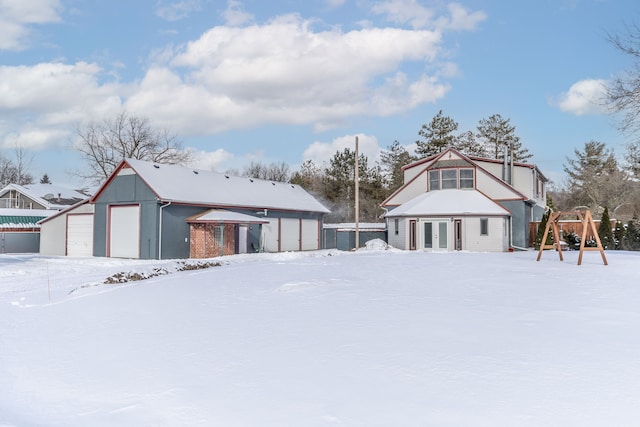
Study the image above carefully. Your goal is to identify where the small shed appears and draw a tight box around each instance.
[186,209,268,258]
[323,223,387,251]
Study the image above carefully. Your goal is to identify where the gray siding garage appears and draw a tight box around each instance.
[90,158,329,259]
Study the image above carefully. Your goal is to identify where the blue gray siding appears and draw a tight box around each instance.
[94,172,325,259]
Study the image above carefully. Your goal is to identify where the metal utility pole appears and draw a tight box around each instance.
[355,136,360,250]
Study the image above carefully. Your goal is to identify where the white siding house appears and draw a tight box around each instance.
[382,148,546,252]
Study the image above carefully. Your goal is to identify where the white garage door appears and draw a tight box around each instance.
[280,218,300,251]
[66,214,93,257]
[261,218,280,253]
[301,219,319,250]
[109,205,140,258]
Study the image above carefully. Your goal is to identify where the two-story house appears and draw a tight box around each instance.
[382,147,547,252]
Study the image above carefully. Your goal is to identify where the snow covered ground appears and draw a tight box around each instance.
[1,246,639,426]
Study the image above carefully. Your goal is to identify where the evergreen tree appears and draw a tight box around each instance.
[622,216,640,250]
[476,113,532,161]
[379,141,416,193]
[454,130,487,157]
[598,207,614,249]
[321,148,385,223]
[535,209,554,250]
[563,140,620,211]
[614,219,625,250]
[40,173,51,184]
[415,110,459,157]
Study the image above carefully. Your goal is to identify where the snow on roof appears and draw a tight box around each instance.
[0,183,88,209]
[120,158,330,214]
[384,190,510,217]
[187,209,269,224]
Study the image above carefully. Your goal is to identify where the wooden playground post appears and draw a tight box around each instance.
[536,209,608,266]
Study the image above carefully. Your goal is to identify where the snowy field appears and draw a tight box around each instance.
[1,245,640,427]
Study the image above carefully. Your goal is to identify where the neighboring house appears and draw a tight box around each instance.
[382,147,547,252]
[0,183,88,210]
[88,158,330,259]
[0,184,88,254]
[0,208,56,254]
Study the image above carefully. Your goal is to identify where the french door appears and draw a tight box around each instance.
[422,220,449,250]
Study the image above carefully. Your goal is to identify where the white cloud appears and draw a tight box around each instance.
[0,61,123,149]
[303,134,382,165]
[371,0,485,31]
[554,79,608,116]
[0,0,62,50]
[325,0,346,7]
[371,0,435,29]
[127,15,449,135]
[222,0,254,26]
[440,3,487,31]
[155,0,203,22]
[189,148,235,171]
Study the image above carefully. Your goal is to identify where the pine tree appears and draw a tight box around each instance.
[598,207,614,249]
[476,114,532,161]
[454,130,487,157]
[40,173,52,184]
[563,140,619,210]
[535,209,554,250]
[379,141,416,193]
[622,216,640,251]
[415,110,459,157]
[614,219,625,250]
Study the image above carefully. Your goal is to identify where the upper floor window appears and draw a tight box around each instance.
[429,168,475,190]
[460,169,474,189]
[441,169,457,189]
[429,170,440,191]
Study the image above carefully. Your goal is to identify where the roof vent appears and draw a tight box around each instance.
[153,164,160,169]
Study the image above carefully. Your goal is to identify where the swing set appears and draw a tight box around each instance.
[536,209,608,266]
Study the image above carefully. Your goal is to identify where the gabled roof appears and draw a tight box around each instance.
[92,158,330,214]
[382,147,530,207]
[37,198,92,225]
[384,190,510,217]
[0,183,89,210]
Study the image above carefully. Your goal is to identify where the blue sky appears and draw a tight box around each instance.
[1,0,638,187]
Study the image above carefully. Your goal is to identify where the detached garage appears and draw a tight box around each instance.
[90,158,329,259]
[39,200,94,256]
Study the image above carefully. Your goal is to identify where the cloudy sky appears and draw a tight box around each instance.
[0,0,637,186]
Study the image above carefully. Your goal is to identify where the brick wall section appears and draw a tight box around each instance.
[190,223,236,258]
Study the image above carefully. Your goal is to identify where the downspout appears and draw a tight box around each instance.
[158,201,171,259]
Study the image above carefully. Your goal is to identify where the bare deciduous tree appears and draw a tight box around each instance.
[74,111,192,184]
[0,146,34,188]
[241,161,291,182]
